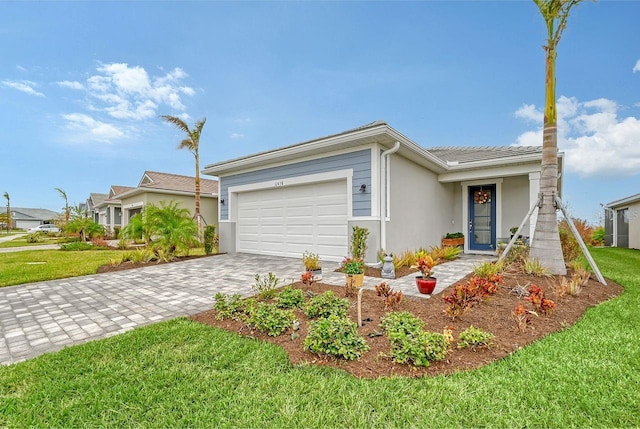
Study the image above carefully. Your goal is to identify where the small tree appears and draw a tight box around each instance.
[55,188,70,224]
[2,191,9,233]
[65,205,105,242]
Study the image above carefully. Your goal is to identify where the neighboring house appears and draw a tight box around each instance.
[604,193,640,249]
[10,207,60,230]
[86,193,108,223]
[94,186,134,233]
[203,121,563,263]
[116,171,219,228]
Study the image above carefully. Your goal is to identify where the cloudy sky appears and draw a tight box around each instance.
[1,1,638,223]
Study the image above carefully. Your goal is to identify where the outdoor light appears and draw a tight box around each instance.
[220,199,225,205]
[360,184,367,193]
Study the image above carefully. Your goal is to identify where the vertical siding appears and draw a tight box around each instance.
[219,149,372,220]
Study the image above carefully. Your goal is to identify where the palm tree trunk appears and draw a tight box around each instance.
[194,153,203,241]
[529,44,566,275]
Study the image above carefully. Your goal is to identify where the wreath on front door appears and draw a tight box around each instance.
[473,189,491,204]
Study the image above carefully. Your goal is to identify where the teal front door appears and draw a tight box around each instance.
[468,185,496,251]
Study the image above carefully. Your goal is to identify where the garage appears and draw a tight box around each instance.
[236,180,348,260]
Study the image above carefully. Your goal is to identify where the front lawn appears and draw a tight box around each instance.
[0,249,127,287]
[0,247,638,427]
[0,236,61,249]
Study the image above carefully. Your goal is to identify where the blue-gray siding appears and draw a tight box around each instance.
[219,149,372,220]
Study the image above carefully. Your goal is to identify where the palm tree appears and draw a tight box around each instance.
[160,115,206,240]
[529,0,583,275]
[54,187,70,224]
[3,191,9,233]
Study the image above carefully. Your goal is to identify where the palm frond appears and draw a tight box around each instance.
[160,115,190,134]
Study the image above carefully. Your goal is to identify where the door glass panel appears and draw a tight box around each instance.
[471,186,494,247]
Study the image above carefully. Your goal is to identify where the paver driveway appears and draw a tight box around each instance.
[0,253,490,365]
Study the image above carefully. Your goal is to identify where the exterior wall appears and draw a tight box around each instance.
[500,175,531,241]
[627,201,640,249]
[120,192,218,229]
[16,220,42,229]
[385,154,455,252]
[218,149,372,220]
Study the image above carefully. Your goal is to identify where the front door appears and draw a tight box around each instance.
[468,185,496,251]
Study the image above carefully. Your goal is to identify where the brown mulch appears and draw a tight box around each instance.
[96,254,218,273]
[338,265,417,278]
[191,270,623,379]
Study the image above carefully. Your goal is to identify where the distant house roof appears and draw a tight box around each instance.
[95,186,135,208]
[89,193,108,206]
[10,207,59,221]
[138,171,219,195]
[606,192,640,208]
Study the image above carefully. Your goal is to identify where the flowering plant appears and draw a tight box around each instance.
[341,257,364,275]
[411,254,436,278]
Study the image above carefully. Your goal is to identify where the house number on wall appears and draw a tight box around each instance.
[274,180,284,187]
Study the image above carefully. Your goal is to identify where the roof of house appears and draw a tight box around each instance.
[89,193,108,205]
[138,171,219,194]
[427,146,543,165]
[10,207,60,221]
[606,192,640,208]
[203,121,552,177]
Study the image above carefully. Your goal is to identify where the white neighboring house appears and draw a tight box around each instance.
[203,121,563,263]
[604,193,640,249]
[9,208,60,230]
[86,193,108,223]
[94,186,134,234]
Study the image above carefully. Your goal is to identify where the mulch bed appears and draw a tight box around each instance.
[96,254,217,273]
[191,270,623,379]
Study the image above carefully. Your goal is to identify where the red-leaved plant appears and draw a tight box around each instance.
[375,281,403,310]
[526,285,556,316]
[443,279,482,320]
[513,302,537,332]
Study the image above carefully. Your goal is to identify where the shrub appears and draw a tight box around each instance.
[526,285,556,316]
[302,251,321,271]
[380,311,449,367]
[304,291,350,319]
[204,225,217,255]
[350,226,369,260]
[473,261,505,278]
[247,303,294,337]
[25,232,45,243]
[457,326,495,350]
[252,273,279,300]
[91,237,109,248]
[300,271,316,286]
[304,315,369,361]
[374,282,403,310]
[59,241,95,251]
[213,293,248,320]
[276,286,305,309]
[591,226,605,246]
[559,221,581,262]
[121,248,156,264]
[523,258,552,277]
[513,302,537,332]
[443,280,482,320]
[429,245,462,262]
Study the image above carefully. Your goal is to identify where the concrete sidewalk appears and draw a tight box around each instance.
[0,253,491,365]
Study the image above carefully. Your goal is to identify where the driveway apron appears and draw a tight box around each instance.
[0,253,491,365]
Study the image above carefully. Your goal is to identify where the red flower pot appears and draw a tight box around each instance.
[415,276,437,294]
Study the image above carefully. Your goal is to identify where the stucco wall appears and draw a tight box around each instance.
[385,154,455,252]
[500,175,531,240]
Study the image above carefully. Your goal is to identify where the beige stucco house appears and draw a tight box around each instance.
[203,121,562,263]
[94,186,134,233]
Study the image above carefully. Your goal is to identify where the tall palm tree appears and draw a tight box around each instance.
[160,115,206,239]
[3,191,9,233]
[529,0,583,275]
[54,187,70,223]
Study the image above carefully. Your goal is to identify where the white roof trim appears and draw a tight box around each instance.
[606,192,640,208]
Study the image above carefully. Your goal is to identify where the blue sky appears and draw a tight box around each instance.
[1,1,638,224]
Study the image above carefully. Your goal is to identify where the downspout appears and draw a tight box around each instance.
[380,141,401,252]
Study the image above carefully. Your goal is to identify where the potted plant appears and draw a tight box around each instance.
[302,251,322,280]
[411,253,437,294]
[442,232,464,248]
[341,257,365,288]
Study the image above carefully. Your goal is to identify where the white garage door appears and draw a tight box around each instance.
[237,180,348,261]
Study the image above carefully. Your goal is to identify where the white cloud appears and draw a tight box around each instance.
[1,79,44,97]
[514,96,640,177]
[16,65,27,72]
[56,80,84,90]
[633,59,640,73]
[80,63,195,120]
[62,113,125,142]
[230,133,245,139]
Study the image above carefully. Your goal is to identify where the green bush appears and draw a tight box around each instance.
[275,286,305,309]
[457,326,495,350]
[304,315,369,361]
[214,293,248,321]
[59,242,95,251]
[204,225,217,255]
[247,303,294,337]
[121,248,156,264]
[25,232,45,243]
[350,226,370,260]
[252,273,279,300]
[304,291,350,319]
[381,311,450,367]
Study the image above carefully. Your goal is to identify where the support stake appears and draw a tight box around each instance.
[498,195,541,265]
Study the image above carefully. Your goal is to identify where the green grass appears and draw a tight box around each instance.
[0,236,60,248]
[0,249,127,287]
[0,248,638,427]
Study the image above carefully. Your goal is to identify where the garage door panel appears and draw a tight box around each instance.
[237,180,348,261]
